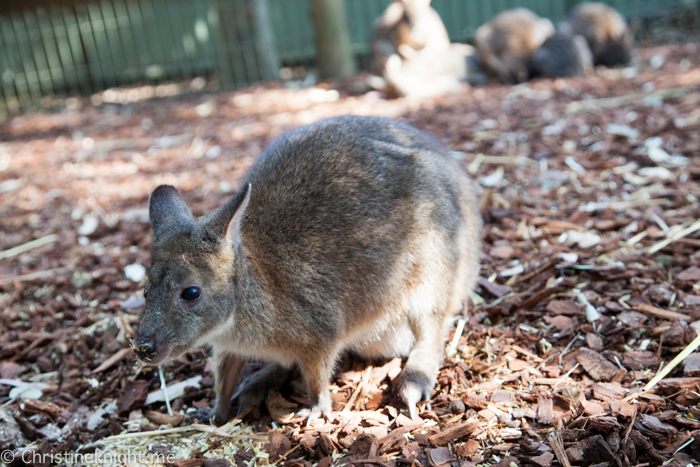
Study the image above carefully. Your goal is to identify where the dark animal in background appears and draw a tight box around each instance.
[370,0,451,77]
[135,116,483,424]
[563,2,633,67]
[475,8,555,84]
[533,31,593,78]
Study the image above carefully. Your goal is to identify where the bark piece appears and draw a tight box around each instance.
[462,393,489,410]
[577,348,618,382]
[428,447,453,467]
[635,303,691,321]
[616,311,648,327]
[580,399,605,415]
[622,350,661,370]
[537,397,554,425]
[678,266,700,281]
[118,380,149,416]
[0,361,21,379]
[547,431,572,467]
[530,452,554,467]
[264,431,291,462]
[348,433,377,457]
[591,382,627,400]
[546,300,580,316]
[656,377,700,394]
[635,414,677,448]
[22,399,64,418]
[378,427,408,452]
[477,277,511,298]
[144,410,184,427]
[454,439,480,457]
[565,446,583,463]
[585,333,603,351]
[427,421,478,446]
[684,353,700,376]
[581,435,615,464]
[589,416,621,433]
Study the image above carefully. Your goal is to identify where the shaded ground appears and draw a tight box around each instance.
[1,43,700,467]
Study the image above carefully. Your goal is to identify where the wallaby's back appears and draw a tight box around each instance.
[239,117,479,329]
[564,2,632,67]
[475,8,555,83]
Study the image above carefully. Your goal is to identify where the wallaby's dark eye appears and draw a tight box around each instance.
[144,287,148,298]
[181,287,202,301]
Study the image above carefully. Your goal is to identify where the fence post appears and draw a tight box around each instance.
[309,0,355,79]
[253,0,280,81]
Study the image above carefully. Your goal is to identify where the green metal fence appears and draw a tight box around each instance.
[1,0,699,114]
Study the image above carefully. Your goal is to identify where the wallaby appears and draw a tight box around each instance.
[562,2,633,67]
[134,116,483,424]
[370,0,451,77]
[532,30,593,78]
[382,43,486,98]
[475,8,555,84]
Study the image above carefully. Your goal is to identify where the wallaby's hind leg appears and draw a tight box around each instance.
[400,317,446,420]
[233,363,291,415]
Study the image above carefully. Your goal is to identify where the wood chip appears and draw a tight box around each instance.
[21,399,64,417]
[144,410,185,427]
[427,421,478,446]
[547,431,572,467]
[576,348,618,382]
[92,347,133,374]
[634,303,691,321]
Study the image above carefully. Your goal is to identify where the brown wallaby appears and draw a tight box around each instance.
[562,2,633,67]
[134,116,482,425]
[532,30,593,78]
[475,8,555,84]
[370,0,451,77]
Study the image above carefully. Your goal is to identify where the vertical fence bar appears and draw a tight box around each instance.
[11,10,42,107]
[0,17,21,113]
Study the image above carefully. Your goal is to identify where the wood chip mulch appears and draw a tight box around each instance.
[1,43,700,467]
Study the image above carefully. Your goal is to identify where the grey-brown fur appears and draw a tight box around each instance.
[136,116,482,424]
[562,2,633,67]
[532,31,593,78]
[475,8,555,84]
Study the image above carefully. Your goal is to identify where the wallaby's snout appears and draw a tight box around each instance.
[132,334,157,362]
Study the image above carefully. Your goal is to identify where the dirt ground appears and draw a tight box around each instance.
[1,42,700,467]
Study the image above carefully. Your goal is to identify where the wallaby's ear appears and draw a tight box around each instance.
[203,183,252,246]
[225,184,251,246]
[149,185,195,239]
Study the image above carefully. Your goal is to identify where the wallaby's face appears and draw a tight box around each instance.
[133,185,250,365]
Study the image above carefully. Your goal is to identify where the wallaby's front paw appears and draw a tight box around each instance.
[297,404,333,428]
[188,407,229,426]
[400,370,435,420]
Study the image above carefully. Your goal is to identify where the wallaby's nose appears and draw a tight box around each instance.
[132,336,157,361]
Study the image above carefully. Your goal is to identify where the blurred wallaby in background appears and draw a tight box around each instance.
[135,116,483,424]
[562,2,633,67]
[370,0,451,76]
[383,43,487,98]
[475,8,555,84]
[532,31,593,78]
